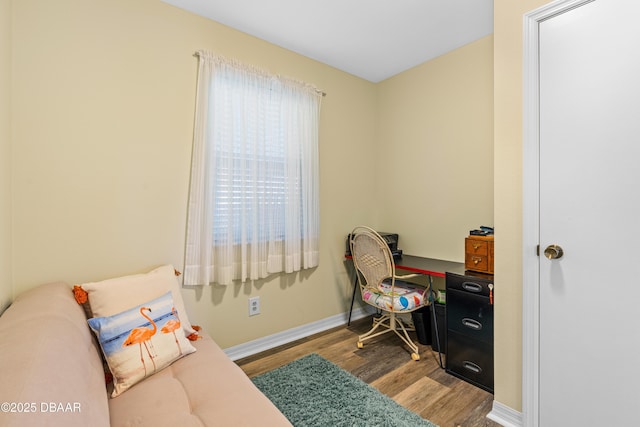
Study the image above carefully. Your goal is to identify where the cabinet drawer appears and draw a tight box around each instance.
[465,255,489,272]
[446,330,494,393]
[465,238,489,255]
[446,272,493,297]
[446,289,493,342]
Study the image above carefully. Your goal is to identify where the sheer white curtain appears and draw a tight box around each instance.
[183,51,322,286]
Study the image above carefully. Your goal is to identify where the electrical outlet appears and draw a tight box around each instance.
[248,296,260,316]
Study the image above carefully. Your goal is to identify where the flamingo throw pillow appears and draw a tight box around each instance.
[88,291,196,397]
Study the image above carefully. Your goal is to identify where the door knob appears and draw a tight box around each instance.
[544,244,564,260]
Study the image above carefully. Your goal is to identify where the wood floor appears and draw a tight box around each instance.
[236,316,500,427]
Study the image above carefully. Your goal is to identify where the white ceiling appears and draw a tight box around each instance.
[162,0,494,83]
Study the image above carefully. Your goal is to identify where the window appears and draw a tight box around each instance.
[183,52,322,286]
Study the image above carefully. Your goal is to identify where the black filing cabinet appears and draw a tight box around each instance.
[445,272,494,393]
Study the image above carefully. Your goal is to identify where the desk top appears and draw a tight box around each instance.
[345,253,466,278]
[394,255,466,278]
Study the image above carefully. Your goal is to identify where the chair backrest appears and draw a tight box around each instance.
[349,226,396,291]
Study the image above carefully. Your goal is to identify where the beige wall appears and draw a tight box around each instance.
[376,36,494,263]
[494,0,549,412]
[11,0,377,347]
[0,0,12,312]
[8,0,500,405]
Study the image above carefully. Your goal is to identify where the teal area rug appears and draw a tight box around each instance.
[252,353,438,427]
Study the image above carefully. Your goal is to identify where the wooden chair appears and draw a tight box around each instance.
[349,226,428,361]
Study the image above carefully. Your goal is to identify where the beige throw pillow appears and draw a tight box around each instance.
[81,264,196,337]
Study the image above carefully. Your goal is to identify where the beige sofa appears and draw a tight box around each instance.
[0,282,291,426]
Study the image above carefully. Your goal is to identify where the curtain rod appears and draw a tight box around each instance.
[193,52,326,97]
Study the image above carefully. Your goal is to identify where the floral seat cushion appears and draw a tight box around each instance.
[362,280,426,312]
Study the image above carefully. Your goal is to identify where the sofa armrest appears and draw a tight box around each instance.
[0,282,110,427]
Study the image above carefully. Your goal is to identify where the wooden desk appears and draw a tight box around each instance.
[346,254,465,324]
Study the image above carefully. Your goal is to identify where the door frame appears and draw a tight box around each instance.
[521,1,595,426]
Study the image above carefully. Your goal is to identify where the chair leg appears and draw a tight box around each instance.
[357,313,394,344]
[357,312,421,361]
[392,317,420,361]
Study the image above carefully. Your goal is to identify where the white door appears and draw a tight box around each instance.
[538,0,640,424]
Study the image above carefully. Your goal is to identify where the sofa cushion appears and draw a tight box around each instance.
[88,292,196,397]
[79,264,196,337]
[0,282,110,427]
[108,331,292,427]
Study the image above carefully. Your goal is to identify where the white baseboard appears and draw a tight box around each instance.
[487,400,523,427]
[223,306,374,361]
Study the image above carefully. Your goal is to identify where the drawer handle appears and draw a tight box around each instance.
[462,318,482,330]
[462,282,483,293]
[473,243,482,250]
[463,361,482,374]
[472,256,482,265]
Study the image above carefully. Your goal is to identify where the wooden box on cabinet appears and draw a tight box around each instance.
[465,235,494,274]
